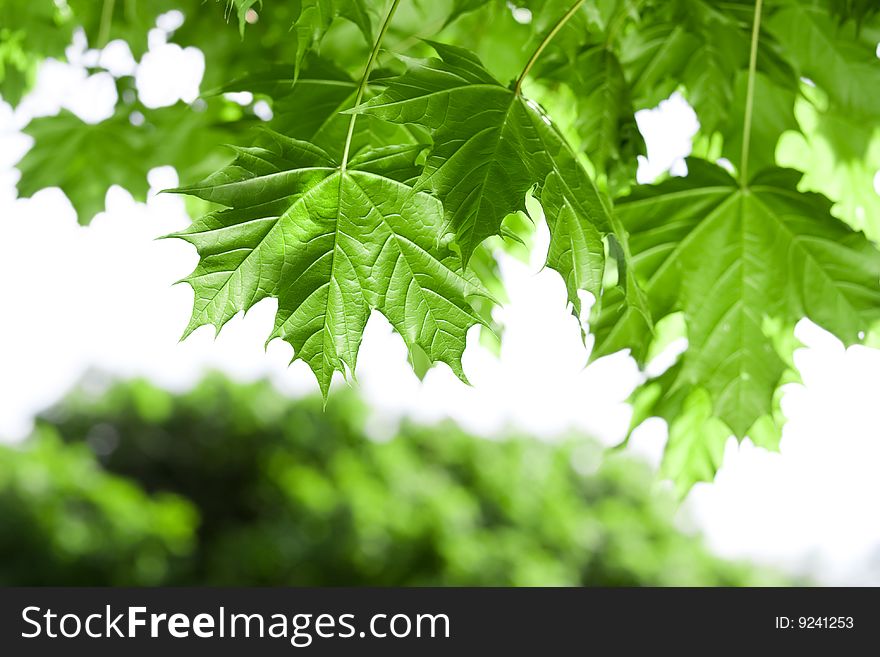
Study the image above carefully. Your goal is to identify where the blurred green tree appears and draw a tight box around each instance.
[0,375,787,586]
[0,427,195,585]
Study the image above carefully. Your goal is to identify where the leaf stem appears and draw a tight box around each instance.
[740,0,763,187]
[97,0,116,48]
[341,0,402,172]
[514,0,586,95]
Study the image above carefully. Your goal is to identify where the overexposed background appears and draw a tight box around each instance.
[2,14,880,585]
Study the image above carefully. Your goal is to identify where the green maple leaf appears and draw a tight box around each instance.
[778,96,880,241]
[627,351,794,495]
[656,388,731,496]
[226,0,373,74]
[169,131,488,397]
[767,2,880,238]
[624,362,730,495]
[358,42,614,316]
[619,17,693,109]
[521,0,600,62]
[543,45,645,181]
[220,57,427,166]
[719,70,797,175]
[292,0,373,76]
[17,110,154,222]
[16,100,245,224]
[0,0,75,105]
[218,59,359,136]
[678,3,749,135]
[617,0,795,140]
[594,159,880,438]
[67,0,181,54]
[767,0,880,121]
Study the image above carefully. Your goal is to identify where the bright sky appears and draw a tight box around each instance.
[2,18,880,585]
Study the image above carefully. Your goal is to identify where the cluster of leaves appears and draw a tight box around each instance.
[6,0,880,489]
[0,375,788,586]
[0,426,194,585]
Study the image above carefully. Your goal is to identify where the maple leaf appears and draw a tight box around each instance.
[168,131,488,397]
[778,94,880,241]
[220,57,427,167]
[358,42,614,316]
[542,44,645,181]
[767,0,880,121]
[16,101,244,224]
[16,110,152,222]
[631,368,733,496]
[594,159,880,439]
[227,0,374,75]
[0,0,74,105]
[290,1,373,75]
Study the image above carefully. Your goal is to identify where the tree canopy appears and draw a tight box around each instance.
[0,375,787,586]
[5,0,880,489]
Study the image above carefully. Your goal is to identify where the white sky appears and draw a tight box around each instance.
[2,20,880,585]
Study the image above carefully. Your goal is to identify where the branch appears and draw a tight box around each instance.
[514,0,587,95]
[342,0,403,171]
[740,0,764,187]
[97,0,116,48]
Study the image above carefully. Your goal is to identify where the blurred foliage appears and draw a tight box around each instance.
[0,0,73,105]
[0,375,787,586]
[3,0,542,223]
[0,426,195,585]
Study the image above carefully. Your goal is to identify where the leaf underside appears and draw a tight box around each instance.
[170,131,487,397]
[360,42,615,316]
[594,160,880,480]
